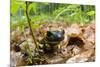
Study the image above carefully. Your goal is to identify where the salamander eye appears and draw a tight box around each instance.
[47,31,52,37]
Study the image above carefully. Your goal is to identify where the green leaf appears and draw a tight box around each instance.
[11,3,19,15]
[31,15,48,21]
[87,11,95,16]
[29,3,37,14]
[11,0,25,15]
[31,16,41,21]
[27,58,32,64]
[31,24,40,29]
[19,24,24,32]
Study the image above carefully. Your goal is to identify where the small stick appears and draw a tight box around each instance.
[25,2,38,52]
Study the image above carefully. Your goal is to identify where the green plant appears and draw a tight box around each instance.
[25,2,38,52]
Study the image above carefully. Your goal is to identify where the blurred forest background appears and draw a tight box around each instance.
[10,0,95,32]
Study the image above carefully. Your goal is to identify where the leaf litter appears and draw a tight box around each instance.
[10,21,95,66]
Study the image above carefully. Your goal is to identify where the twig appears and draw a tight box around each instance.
[25,2,38,51]
[18,40,26,45]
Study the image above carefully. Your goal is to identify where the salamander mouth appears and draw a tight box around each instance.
[46,37,64,45]
[56,37,64,41]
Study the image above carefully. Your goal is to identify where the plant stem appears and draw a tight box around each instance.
[25,2,38,51]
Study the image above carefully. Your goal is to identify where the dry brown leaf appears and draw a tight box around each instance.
[66,49,95,63]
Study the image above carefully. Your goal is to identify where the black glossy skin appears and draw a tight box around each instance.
[40,30,65,45]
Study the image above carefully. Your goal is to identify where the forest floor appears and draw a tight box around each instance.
[10,21,95,66]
